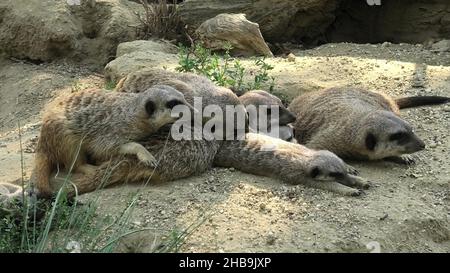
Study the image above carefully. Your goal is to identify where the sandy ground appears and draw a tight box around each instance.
[0,42,449,252]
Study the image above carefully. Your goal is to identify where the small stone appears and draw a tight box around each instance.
[259,203,266,211]
[0,143,6,148]
[287,53,296,62]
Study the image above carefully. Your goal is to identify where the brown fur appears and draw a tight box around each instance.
[32,85,190,197]
[44,69,370,197]
[239,90,296,141]
[289,87,425,161]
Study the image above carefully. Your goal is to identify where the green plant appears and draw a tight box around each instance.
[104,80,116,90]
[176,43,276,95]
[0,125,204,253]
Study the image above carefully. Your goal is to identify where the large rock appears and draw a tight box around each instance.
[196,13,273,57]
[179,0,450,45]
[104,40,179,82]
[0,0,144,67]
[179,0,340,44]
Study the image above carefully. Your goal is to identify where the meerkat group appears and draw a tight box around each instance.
[14,67,447,200]
[18,68,373,198]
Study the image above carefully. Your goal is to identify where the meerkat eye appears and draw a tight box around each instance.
[145,100,156,116]
[166,100,183,109]
[365,133,377,151]
[310,167,321,178]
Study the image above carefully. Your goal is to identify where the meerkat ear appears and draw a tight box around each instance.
[310,167,321,178]
[365,133,377,151]
[145,100,156,116]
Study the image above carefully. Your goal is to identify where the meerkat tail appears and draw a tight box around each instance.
[32,152,54,197]
[395,96,449,109]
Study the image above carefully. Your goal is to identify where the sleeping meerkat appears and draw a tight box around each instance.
[239,90,296,142]
[289,87,449,163]
[32,85,194,197]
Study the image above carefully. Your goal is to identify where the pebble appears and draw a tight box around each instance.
[287,53,296,62]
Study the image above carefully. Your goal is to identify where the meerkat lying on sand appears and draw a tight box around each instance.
[289,87,449,163]
[32,85,193,197]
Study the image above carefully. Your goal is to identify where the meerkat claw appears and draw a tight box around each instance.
[137,151,158,167]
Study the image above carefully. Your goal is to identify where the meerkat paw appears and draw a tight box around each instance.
[120,142,158,167]
[346,164,360,175]
[384,155,417,166]
[350,189,365,197]
[348,174,372,190]
[137,150,158,167]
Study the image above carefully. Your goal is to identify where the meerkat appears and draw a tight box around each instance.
[288,87,449,163]
[32,85,194,197]
[214,133,370,196]
[238,90,296,142]
[38,68,370,197]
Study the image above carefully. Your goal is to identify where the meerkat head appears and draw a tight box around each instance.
[239,90,296,125]
[306,150,350,182]
[139,85,195,130]
[357,111,425,160]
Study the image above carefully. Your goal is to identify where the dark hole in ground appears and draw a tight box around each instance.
[324,0,450,45]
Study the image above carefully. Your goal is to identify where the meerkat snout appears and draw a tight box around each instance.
[307,150,348,182]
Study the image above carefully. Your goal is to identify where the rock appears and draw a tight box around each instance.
[104,40,179,83]
[287,53,296,62]
[431,40,450,53]
[0,0,143,67]
[179,0,339,43]
[116,40,178,57]
[0,183,23,205]
[196,13,273,57]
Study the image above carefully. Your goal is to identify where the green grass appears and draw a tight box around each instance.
[104,80,117,91]
[0,124,205,253]
[176,42,276,96]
